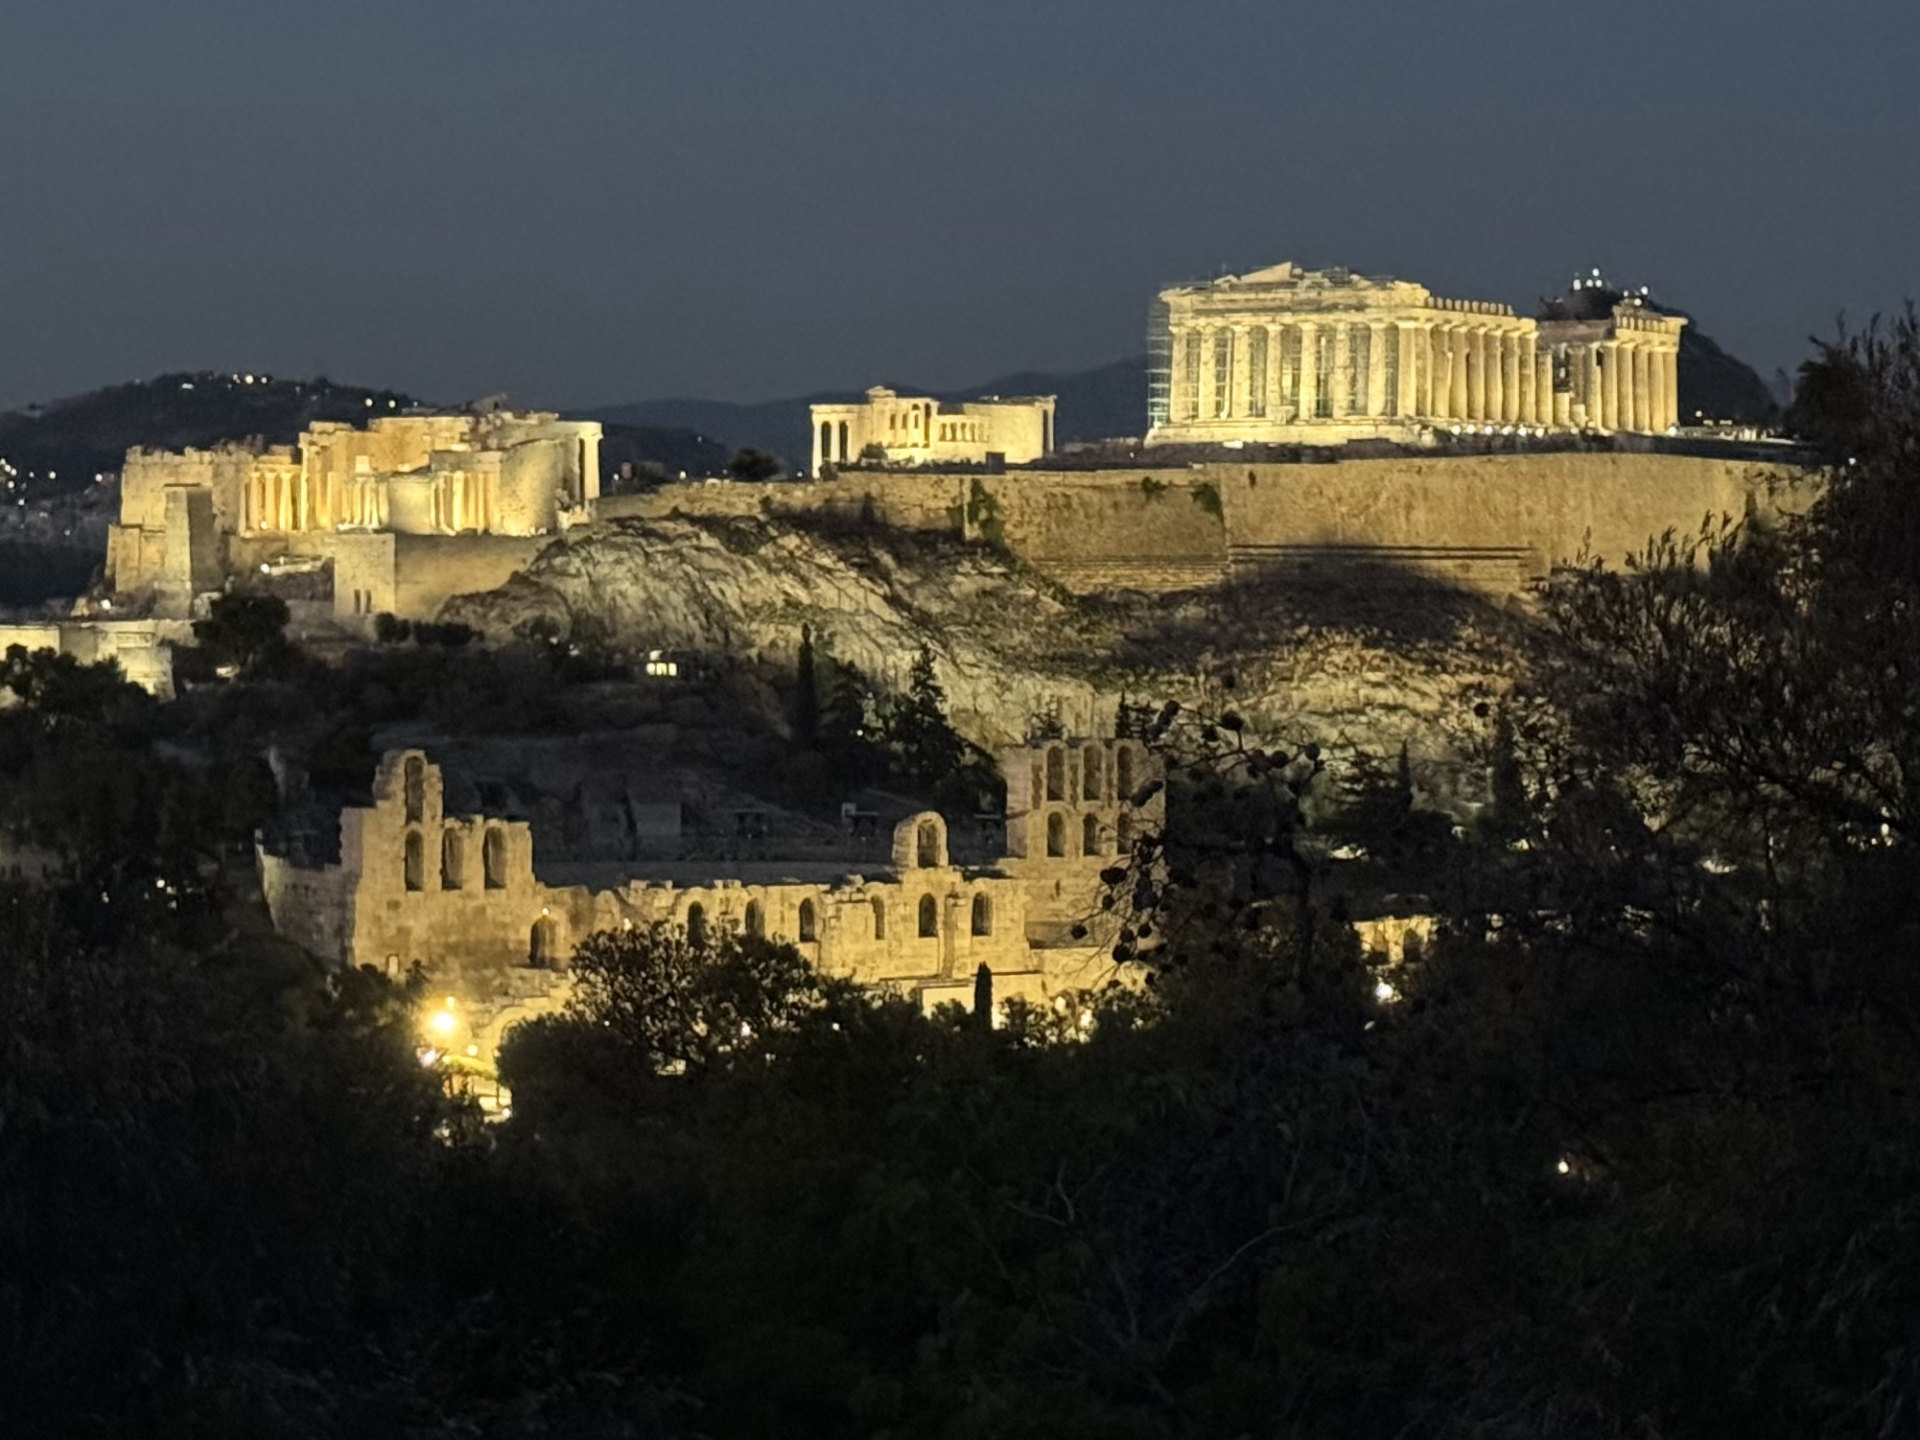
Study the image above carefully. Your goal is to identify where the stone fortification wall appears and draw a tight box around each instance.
[392,534,545,620]
[603,449,1804,597]
[0,618,191,699]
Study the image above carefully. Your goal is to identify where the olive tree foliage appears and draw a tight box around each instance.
[560,921,844,1074]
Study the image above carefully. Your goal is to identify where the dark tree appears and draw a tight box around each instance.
[192,592,291,675]
[728,447,782,482]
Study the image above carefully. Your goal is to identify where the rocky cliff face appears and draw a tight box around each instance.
[442,514,1526,811]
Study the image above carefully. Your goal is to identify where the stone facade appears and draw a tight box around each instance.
[259,742,1158,1060]
[1147,262,1685,447]
[108,409,602,619]
[810,386,1055,474]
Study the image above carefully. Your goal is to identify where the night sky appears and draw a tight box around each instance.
[3,0,1915,413]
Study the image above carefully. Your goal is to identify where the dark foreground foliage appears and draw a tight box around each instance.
[7,322,1920,1436]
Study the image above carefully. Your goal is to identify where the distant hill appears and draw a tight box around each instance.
[0,371,730,499]
[585,356,1149,474]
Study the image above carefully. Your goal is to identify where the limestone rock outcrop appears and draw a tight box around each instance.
[442,514,1525,810]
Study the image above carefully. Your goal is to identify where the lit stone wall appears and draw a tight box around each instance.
[610,449,1804,598]
[1000,738,1168,939]
[260,747,1152,1060]
[810,386,1056,473]
[0,619,187,700]
[1148,262,1685,447]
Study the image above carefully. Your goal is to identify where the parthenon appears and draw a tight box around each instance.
[1146,262,1685,446]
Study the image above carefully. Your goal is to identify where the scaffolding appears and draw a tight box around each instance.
[1145,298,1171,431]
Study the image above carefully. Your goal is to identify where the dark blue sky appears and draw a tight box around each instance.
[2,0,1915,413]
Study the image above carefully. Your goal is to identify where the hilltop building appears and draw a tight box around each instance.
[1146,262,1685,447]
[107,409,602,620]
[259,738,1161,1060]
[810,387,1055,473]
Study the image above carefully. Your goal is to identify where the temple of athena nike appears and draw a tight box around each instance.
[1145,262,1685,446]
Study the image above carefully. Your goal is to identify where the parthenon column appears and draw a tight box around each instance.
[1663,347,1680,431]
[1518,335,1537,425]
[1416,325,1434,416]
[1601,343,1623,430]
[1329,325,1350,421]
[1462,328,1482,420]
[1633,344,1653,433]
[1396,325,1418,418]
[1368,323,1389,417]
[1296,322,1317,425]
[1482,336,1497,426]
[1232,325,1251,421]
[1447,327,1467,419]
[1429,326,1447,418]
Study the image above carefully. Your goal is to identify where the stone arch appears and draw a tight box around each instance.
[403,755,425,823]
[686,901,708,948]
[1082,813,1099,856]
[483,827,506,889]
[1046,811,1066,858]
[918,893,938,938]
[971,893,992,936]
[441,828,465,889]
[819,421,831,467]
[1046,746,1065,801]
[1116,745,1135,801]
[744,899,763,938]
[871,895,886,939]
[891,813,947,871]
[403,829,424,891]
[798,898,818,943]
[1083,747,1102,801]
[529,917,557,968]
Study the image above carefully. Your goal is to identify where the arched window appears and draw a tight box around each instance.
[1116,746,1135,801]
[441,829,464,889]
[403,755,425,823]
[1046,812,1066,858]
[483,828,506,889]
[918,894,938,938]
[1116,811,1134,852]
[529,917,556,968]
[916,820,940,868]
[744,899,763,938]
[798,899,817,943]
[819,421,832,466]
[1082,813,1099,856]
[686,902,707,948]
[404,830,424,891]
[871,896,886,939]
[1083,748,1101,801]
[971,893,992,936]
[837,421,849,461]
[1046,747,1064,801]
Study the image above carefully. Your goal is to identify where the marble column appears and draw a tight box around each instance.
[1235,327,1251,420]
[1447,327,1467,419]
[1463,328,1483,420]
[1482,336,1497,426]
[1664,347,1680,431]
[1329,325,1350,420]
[1296,323,1317,425]
[1397,325,1418,418]
[1601,343,1622,430]
[1519,335,1537,426]
[1632,344,1652,432]
[1368,323,1388,417]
